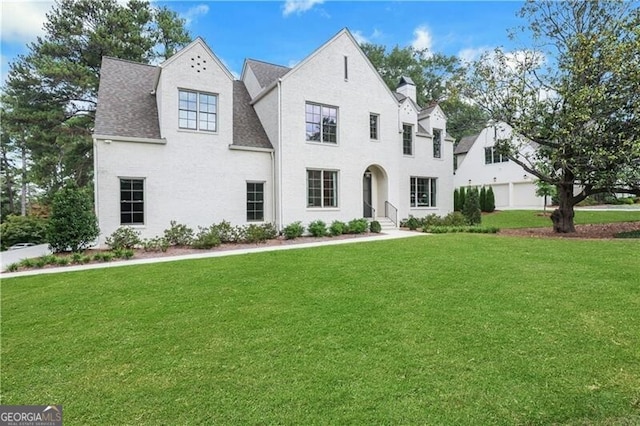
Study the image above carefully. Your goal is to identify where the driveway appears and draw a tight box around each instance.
[1,244,51,270]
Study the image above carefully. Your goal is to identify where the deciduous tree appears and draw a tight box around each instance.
[466,0,640,232]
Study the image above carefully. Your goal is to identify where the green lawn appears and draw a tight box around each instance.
[482,209,640,229]
[2,234,639,424]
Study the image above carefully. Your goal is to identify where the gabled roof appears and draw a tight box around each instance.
[394,92,421,113]
[454,133,480,155]
[232,81,273,150]
[159,37,234,82]
[244,59,291,89]
[94,57,161,140]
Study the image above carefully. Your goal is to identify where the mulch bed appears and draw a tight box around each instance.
[498,221,640,239]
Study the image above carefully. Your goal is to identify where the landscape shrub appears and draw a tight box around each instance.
[55,257,71,266]
[480,186,487,212]
[485,187,496,212]
[347,218,369,234]
[462,187,482,225]
[0,215,49,251]
[421,214,442,229]
[48,183,99,252]
[191,227,221,249]
[163,220,194,246]
[212,220,242,243]
[5,263,19,272]
[427,226,499,234]
[105,226,141,250]
[308,220,327,237]
[142,236,170,252]
[442,211,467,226]
[283,221,304,240]
[458,187,466,212]
[243,223,276,244]
[402,216,421,231]
[369,220,382,233]
[453,188,461,212]
[112,248,135,259]
[329,220,346,236]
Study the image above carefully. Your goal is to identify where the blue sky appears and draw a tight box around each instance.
[1,1,528,82]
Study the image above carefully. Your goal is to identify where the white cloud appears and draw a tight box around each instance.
[411,25,433,55]
[282,0,324,17]
[352,28,383,45]
[458,46,492,64]
[1,1,53,44]
[182,4,209,26]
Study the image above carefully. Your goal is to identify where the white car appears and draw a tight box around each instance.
[8,243,36,250]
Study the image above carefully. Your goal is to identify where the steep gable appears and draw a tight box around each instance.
[232,81,273,150]
[243,59,291,89]
[94,57,161,140]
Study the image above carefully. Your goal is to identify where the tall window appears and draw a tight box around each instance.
[410,177,437,207]
[246,182,264,221]
[433,128,442,158]
[305,103,338,144]
[120,178,144,225]
[370,114,379,140]
[403,124,413,155]
[307,169,338,208]
[179,90,217,132]
[484,146,509,164]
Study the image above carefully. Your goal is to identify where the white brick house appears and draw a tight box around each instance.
[453,123,545,208]
[93,29,454,245]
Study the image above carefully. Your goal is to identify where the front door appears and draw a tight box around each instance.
[363,171,373,218]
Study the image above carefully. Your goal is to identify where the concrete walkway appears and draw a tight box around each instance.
[1,229,427,279]
[0,244,51,271]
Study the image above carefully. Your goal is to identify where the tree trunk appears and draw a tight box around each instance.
[551,184,576,233]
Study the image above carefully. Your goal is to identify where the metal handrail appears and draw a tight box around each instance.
[385,201,398,226]
[364,200,376,219]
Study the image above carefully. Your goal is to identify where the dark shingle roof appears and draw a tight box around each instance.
[454,133,480,155]
[94,57,161,139]
[397,75,415,87]
[245,59,291,88]
[232,81,273,150]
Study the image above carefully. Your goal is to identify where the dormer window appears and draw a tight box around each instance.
[179,89,217,132]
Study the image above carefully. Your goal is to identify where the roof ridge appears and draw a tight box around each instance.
[246,58,290,69]
[102,56,158,68]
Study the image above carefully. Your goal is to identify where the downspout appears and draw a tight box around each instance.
[277,78,283,231]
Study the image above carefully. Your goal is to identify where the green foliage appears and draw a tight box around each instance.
[211,220,242,244]
[142,237,170,252]
[347,218,369,234]
[467,1,640,232]
[427,226,500,234]
[93,252,115,262]
[5,263,19,272]
[486,186,496,213]
[1,0,191,199]
[453,188,460,212]
[479,186,487,212]
[283,222,305,240]
[459,186,466,212]
[329,220,346,236]
[105,226,141,250]
[402,216,421,231]
[47,183,99,252]
[163,220,194,246]
[462,187,482,226]
[369,220,382,233]
[615,230,640,239]
[243,224,276,244]
[191,227,221,249]
[0,215,48,250]
[55,256,71,266]
[307,220,328,237]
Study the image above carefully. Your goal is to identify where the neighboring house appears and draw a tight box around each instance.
[453,123,545,208]
[93,29,454,246]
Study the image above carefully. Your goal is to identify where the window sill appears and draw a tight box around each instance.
[306,207,340,211]
[305,141,339,147]
[178,128,219,136]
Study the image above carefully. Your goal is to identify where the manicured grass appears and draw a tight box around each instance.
[482,209,640,229]
[2,236,640,424]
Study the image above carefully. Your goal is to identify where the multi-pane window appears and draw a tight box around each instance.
[120,178,144,225]
[179,90,217,132]
[246,182,264,222]
[307,169,338,208]
[403,124,413,155]
[370,114,379,140]
[305,103,338,144]
[484,146,509,164]
[410,177,437,207]
[433,128,442,158]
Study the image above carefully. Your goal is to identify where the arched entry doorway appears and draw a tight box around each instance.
[362,165,388,219]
